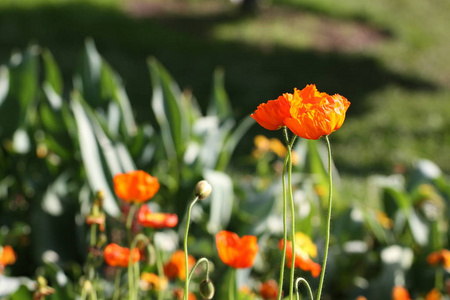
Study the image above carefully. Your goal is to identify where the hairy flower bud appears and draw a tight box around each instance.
[199,279,215,299]
[195,180,212,200]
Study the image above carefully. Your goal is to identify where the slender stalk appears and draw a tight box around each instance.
[128,233,149,300]
[188,257,211,282]
[155,245,165,300]
[295,278,314,300]
[277,128,290,300]
[112,269,122,300]
[229,268,236,300]
[126,204,138,243]
[316,135,333,300]
[283,129,297,300]
[183,196,200,300]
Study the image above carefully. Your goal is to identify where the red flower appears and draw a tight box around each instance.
[215,230,259,269]
[137,205,178,229]
[392,286,411,300]
[279,239,321,277]
[163,250,196,280]
[260,279,280,300]
[113,170,159,203]
[427,249,450,270]
[103,243,140,268]
[251,95,291,130]
[0,245,16,267]
[251,85,350,140]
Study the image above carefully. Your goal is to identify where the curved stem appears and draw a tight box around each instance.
[277,128,290,300]
[295,278,314,300]
[155,245,165,300]
[316,135,333,300]
[188,257,211,282]
[183,196,199,300]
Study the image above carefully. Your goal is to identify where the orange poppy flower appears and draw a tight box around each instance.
[279,237,321,277]
[163,250,195,280]
[0,245,17,266]
[427,249,450,270]
[140,272,168,291]
[113,170,160,203]
[425,289,442,300]
[137,205,178,229]
[260,279,280,300]
[251,94,291,130]
[173,288,197,300]
[215,230,259,269]
[103,243,140,268]
[392,286,411,300]
[284,85,350,140]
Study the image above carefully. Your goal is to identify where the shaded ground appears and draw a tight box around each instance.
[0,0,448,173]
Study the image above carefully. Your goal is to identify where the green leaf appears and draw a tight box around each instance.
[78,38,102,106]
[207,67,232,121]
[10,285,33,300]
[70,92,120,217]
[42,49,63,95]
[204,169,234,233]
[148,57,189,162]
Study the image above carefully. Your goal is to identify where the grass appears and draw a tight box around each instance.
[0,0,449,174]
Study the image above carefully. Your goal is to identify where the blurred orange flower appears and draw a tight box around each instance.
[173,288,197,300]
[251,94,291,130]
[260,279,280,300]
[279,233,321,277]
[140,272,168,291]
[163,250,195,280]
[427,249,450,270]
[137,205,178,229]
[0,245,17,267]
[392,286,411,300]
[284,85,350,140]
[103,243,140,268]
[113,170,159,203]
[425,289,443,300]
[251,85,350,140]
[216,230,258,269]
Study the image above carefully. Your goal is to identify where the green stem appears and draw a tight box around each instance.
[155,245,165,300]
[229,268,237,300]
[183,196,199,300]
[188,257,211,282]
[295,278,313,300]
[112,269,122,300]
[316,135,333,300]
[126,204,138,244]
[435,267,444,291]
[277,130,290,300]
[89,223,97,247]
[128,233,149,300]
[284,129,297,300]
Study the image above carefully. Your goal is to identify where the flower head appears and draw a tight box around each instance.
[427,249,450,270]
[425,289,443,300]
[251,95,291,130]
[140,272,168,292]
[0,245,17,267]
[137,205,178,229]
[260,279,280,300]
[163,250,195,280]
[113,170,159,203]
[251,85,350,140]
[103,243,140,268]
[279,232,321,277]
[392,286,411,300]
[285,85,350,139]
[215,230,259,269]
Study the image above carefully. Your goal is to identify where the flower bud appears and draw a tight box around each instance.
[199,279,215,299]
[195,180,212,200]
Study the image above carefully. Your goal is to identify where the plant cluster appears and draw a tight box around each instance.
[0,40,449,300]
